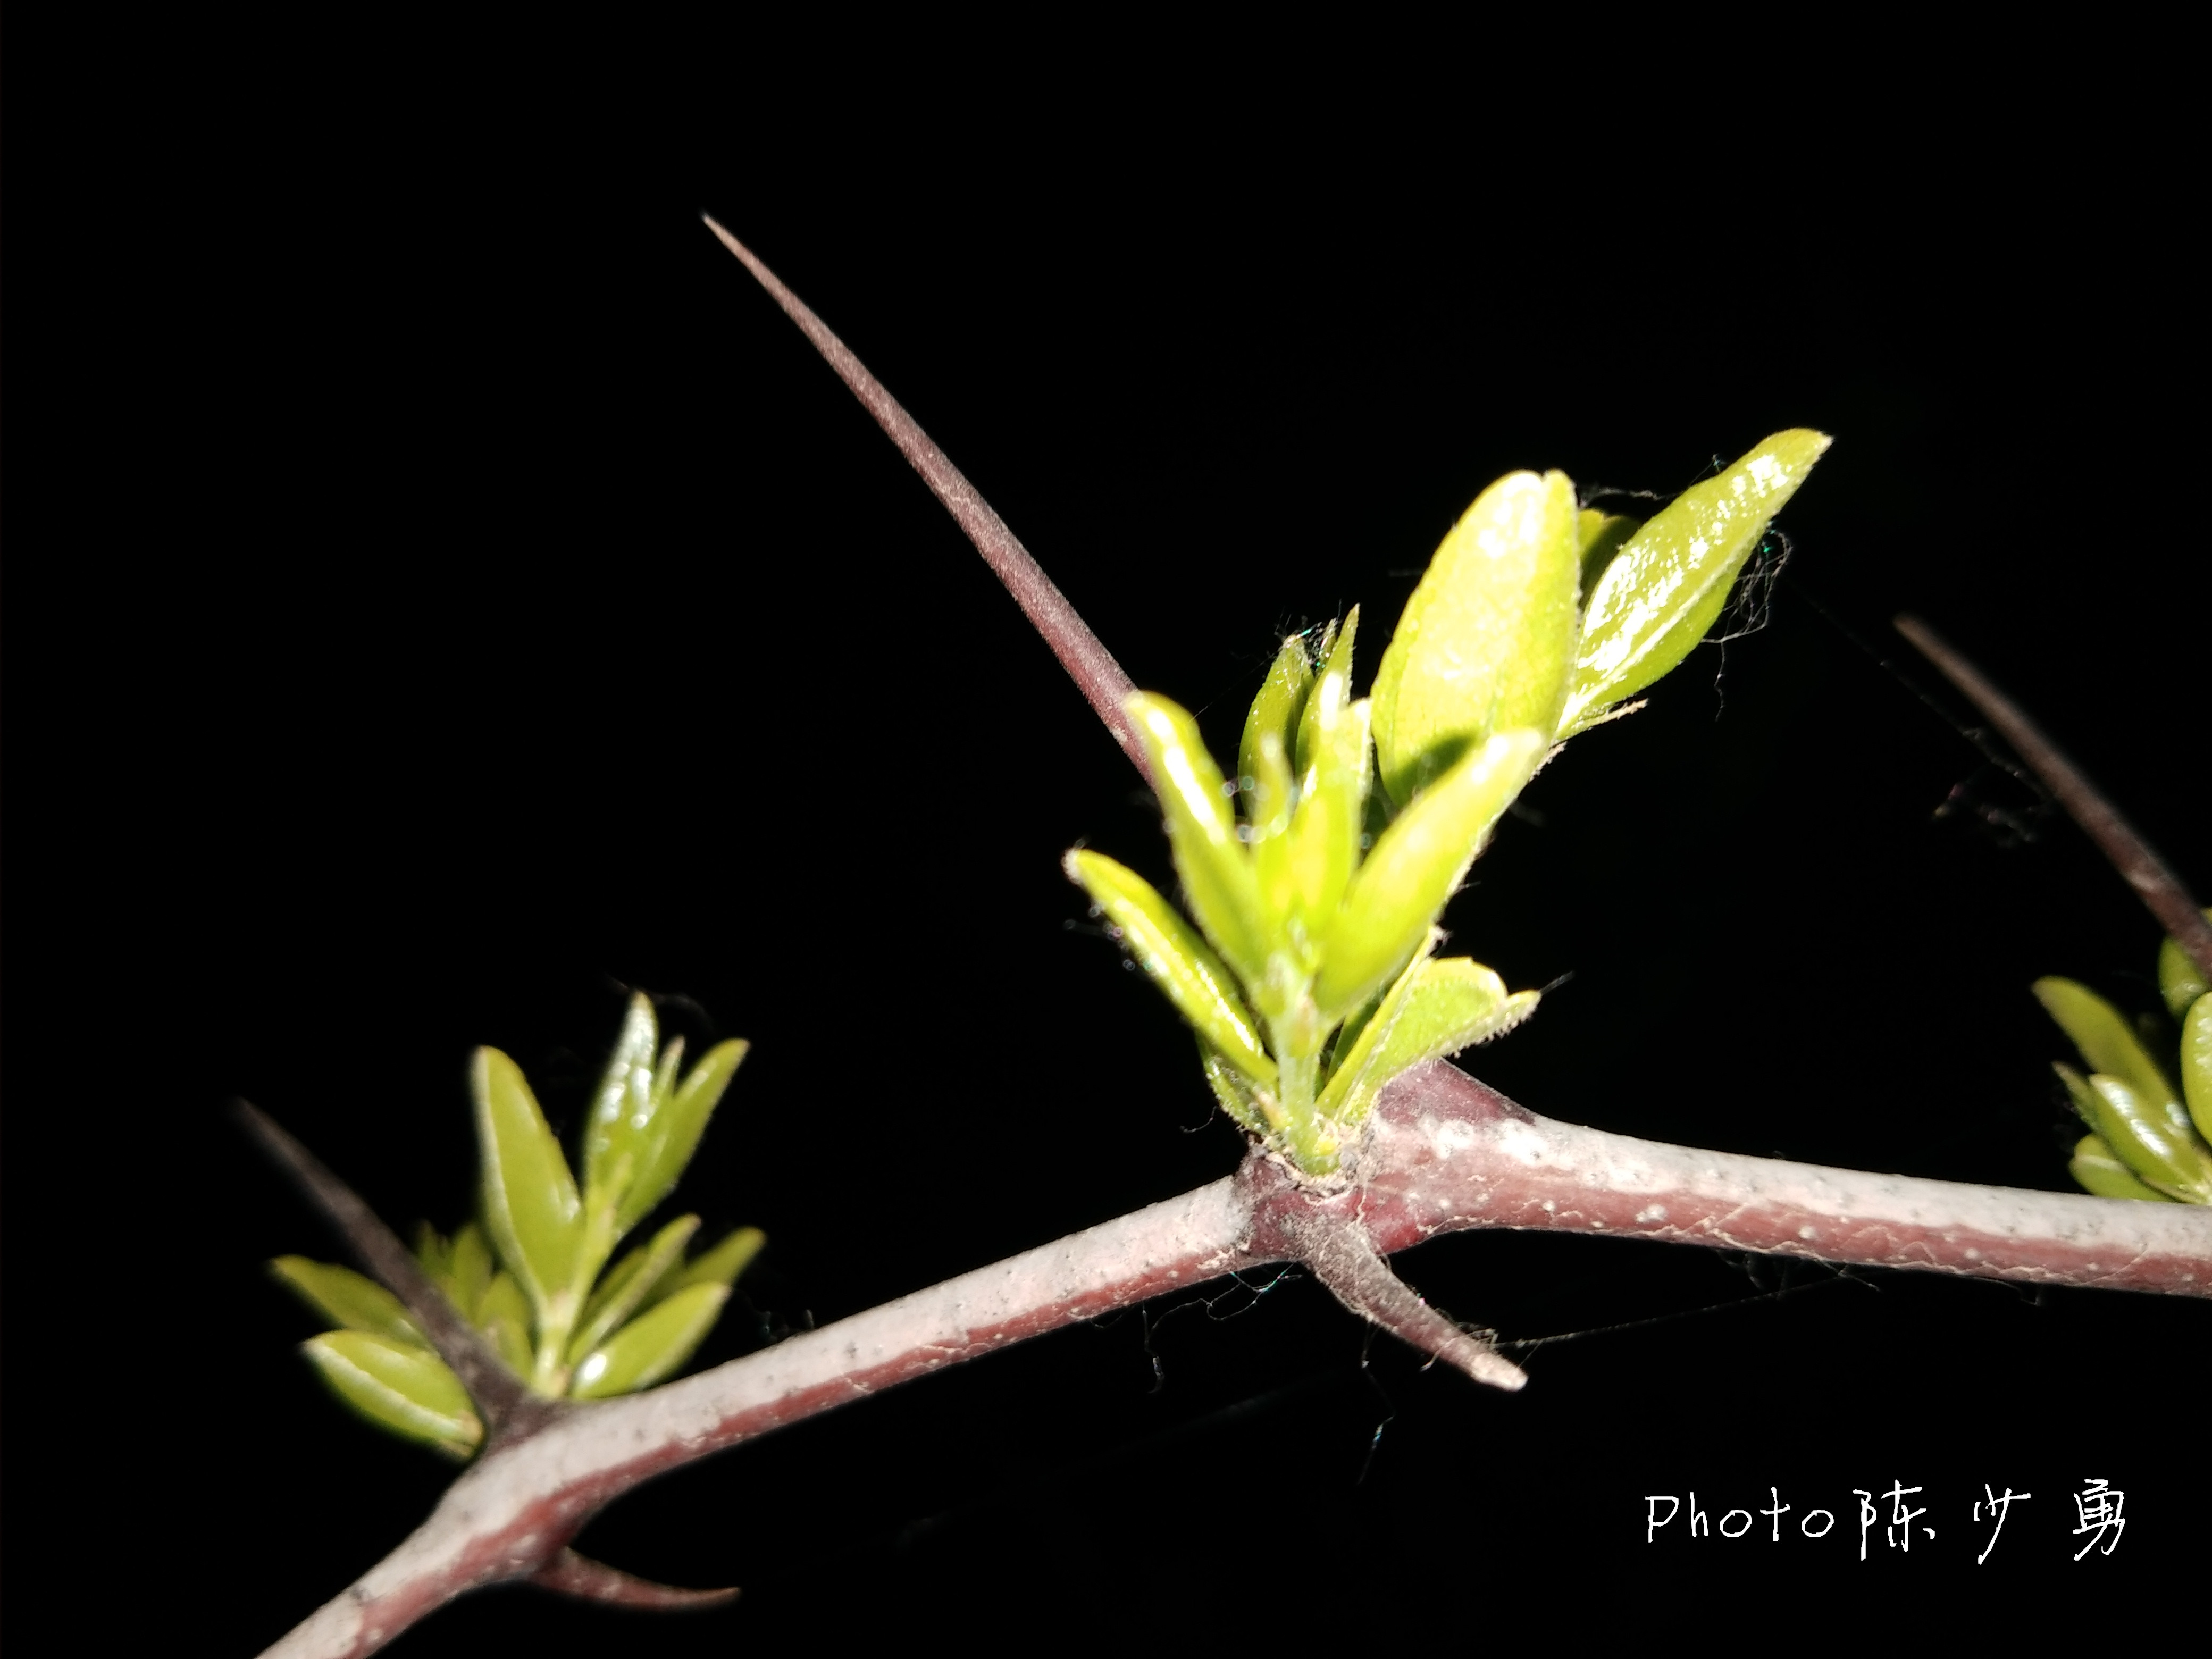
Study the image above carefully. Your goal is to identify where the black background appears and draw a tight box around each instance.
[11,41,2207,1651]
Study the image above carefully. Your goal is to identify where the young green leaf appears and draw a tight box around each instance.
[2033,978,2189,1137]
[583,992,661,1222]
[1294,606,1360,781]
[2068,1132,2178,1202]
[1239,634,1315,810]
[651,1225,767,1304]
[1560,430,1831,737]
[472,1046,585,1323]
[616,1038,749,1238]
[2182,994,2212,1146]
[271,1258,426,1346]
[1065,849,1277,1084]
[1372,471,1580,805]
[302,1331,482,1459]
[2158,914,2212,1018]
[1284,696,1371,933]
[569,1213,702,1363]
[1316,956,1538,1126]
[569,1283,730,1401]
[1576,509,1640,602]
[447,1222,494,1321]
[1312,730,1544,1020]
[1125,692,1272,983]
[475,1271,534,1377]
[2056,1065,2212,1203]
[1200,1043,1267,1133]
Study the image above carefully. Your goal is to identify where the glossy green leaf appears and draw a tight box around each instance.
[583,992,661,1223]
[2158,914,2212,1018]
[2068,1132,2177,1202]
[1065,849,1276,1084]
[1239,634,1314,816]
[569,1282,729,1401]
[569,1213,701,1364]
[1372,471,1580,804]
[1312,730,1545,1020]
[2182,994,2212,1146]
[652,1225,767,1304]
[303,1331,482,1458]
[1294,606,1360,781]
[1576,508,1640,602]
[271,1257,424,1346]
[2033,978,2189,1137]
[473,1046,585,1322]
[1317,956,1538,1126]
[616,1038,749,1238]
[1559,430,1830,738]
[1126,693,1271,983]
[2055,1066,2212,1203]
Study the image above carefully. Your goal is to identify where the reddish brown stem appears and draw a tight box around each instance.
[1895,615,2212,985]
[701,216,1151,787]
[265,1061,2210,1656]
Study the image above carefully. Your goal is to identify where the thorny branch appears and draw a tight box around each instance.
[264,1061,2212,1657]
[257,225,2212,1656]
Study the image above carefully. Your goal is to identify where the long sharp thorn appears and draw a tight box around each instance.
[237,1100,534,1431]
[1895,615,2212,983]
[700,214,1151,787]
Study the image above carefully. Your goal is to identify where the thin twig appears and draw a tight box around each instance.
[700,215,1151,787]
[1896,615,2212,984]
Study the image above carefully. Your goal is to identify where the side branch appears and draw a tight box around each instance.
[1895,615,2212,983]
[701,216,1150,785]
[269,1065,2209,1656]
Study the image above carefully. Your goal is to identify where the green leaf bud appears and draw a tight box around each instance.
[1372,472,1580,804]
[1065,849,1277,1085]
[1560,430,1831,738]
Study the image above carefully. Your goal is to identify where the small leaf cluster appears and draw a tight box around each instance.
[1069,432,1829,1175]
[2041,914,2212,1203]
[273,995,762,1457]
